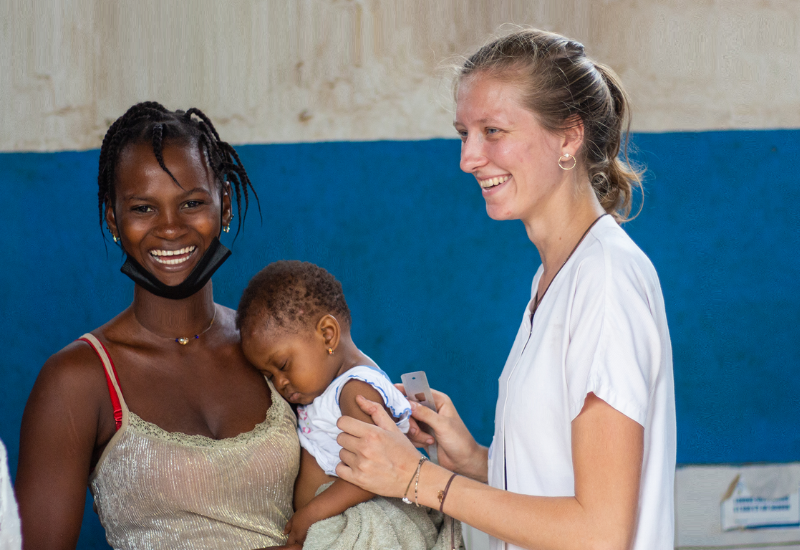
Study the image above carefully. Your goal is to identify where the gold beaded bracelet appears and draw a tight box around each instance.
[414,456,428,506]
[402,455,429,505]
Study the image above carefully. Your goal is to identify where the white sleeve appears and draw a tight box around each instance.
[564,254,662,426]
[0,440,22,550]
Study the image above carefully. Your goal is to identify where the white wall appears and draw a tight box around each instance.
[3,0,800,151]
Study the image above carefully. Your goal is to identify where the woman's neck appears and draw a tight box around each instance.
[522,177,606,299]
[132,280,217,340]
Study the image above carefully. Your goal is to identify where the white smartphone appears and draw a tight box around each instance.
[400,371,438,464]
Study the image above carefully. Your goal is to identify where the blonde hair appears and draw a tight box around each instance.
[458,28,643,222]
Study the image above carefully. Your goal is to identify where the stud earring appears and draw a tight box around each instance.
[558,153,577,171]
[327,348,334,355]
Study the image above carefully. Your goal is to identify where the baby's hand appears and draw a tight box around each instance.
[284,506,317,546]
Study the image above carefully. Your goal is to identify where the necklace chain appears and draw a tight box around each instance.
[531,214,607,319]
[137,306,217,345]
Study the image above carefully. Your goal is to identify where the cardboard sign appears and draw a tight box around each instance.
[721,474,800,531]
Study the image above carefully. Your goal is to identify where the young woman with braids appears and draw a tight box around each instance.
[335,29,676,550]
[16,103,301,550]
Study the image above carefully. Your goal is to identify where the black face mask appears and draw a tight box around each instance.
[120,237,232,300]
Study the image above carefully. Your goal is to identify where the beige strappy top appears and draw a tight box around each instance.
[81,333,300,550]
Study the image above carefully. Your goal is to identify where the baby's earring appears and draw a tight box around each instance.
[327,348,334,355]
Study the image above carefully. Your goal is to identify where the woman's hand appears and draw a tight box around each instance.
[397,386,488,481]
[336,395,428,498]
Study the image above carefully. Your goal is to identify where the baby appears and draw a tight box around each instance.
[236,260,413,545]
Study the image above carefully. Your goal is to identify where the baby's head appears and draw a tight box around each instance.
[236,260,352,404]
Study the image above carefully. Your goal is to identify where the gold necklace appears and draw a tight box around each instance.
[175,307,216,345]
[138,307,217,345]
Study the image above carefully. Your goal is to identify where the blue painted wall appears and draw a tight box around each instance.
[1,131,799,546]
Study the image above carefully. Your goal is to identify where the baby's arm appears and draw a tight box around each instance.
[285,380,392,545]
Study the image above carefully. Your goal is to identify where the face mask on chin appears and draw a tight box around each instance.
[120,237,232,300]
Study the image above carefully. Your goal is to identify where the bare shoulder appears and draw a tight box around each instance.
[215,303,247,346]
[216,302,238,326]
[22,337,112,448]
[339,380,387,425]
[25,307,132,427]
[34,338,110,403]
[17,337,112,549]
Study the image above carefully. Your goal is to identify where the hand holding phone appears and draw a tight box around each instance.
[400,371,438,464]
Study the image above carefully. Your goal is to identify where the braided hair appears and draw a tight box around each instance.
[97,101,259,240]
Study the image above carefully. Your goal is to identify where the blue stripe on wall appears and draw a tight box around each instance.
[1,131,799,546]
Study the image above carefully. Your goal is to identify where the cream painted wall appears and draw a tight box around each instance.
[2,0,800,151]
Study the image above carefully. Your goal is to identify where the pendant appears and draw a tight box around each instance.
[177,337,190,345]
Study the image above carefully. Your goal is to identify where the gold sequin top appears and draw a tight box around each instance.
[82,334,300,550]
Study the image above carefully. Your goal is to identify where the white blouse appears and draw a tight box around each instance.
[0,439,22,550]
[487,216,676,550]
[298,365,411,476]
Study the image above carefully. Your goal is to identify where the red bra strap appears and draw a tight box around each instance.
[79,337,123,431]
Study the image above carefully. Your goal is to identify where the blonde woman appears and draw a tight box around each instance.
[336,29,676,550]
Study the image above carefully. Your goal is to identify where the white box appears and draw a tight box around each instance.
[677,463,800,549]
[721,474,800,530]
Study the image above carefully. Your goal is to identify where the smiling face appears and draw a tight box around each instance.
[454,73,575,224]
[241,326,334,405]
[106,140,232,287]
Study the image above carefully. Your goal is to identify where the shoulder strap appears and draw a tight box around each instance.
[78,334,125,431]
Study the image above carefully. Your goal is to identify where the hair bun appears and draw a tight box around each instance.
[567,39,585,56]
